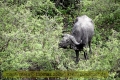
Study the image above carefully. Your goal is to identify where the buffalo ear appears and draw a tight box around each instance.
[63,34,69,36]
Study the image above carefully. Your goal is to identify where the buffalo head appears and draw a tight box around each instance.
[59,34,80,49]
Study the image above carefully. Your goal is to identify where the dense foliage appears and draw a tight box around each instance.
[0,0,120,80]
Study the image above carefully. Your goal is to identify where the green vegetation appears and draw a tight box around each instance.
[0,0,120,80]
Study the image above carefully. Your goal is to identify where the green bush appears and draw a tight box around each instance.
[0,0,120,80]
[0,1,64,71]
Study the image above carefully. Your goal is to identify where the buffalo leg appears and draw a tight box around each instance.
[88,41,92,54]
[83,45,88,60]
[75,50,79,63]
[83,51,88,60]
